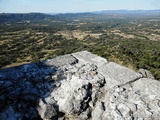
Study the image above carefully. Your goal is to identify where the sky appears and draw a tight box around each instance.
[0,0,160,13]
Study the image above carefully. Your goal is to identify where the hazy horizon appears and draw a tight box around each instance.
[0,0,160,14]
[1,9,160,14]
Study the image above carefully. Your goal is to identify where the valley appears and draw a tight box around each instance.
[0,10,160,80]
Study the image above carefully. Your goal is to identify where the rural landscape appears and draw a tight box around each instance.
[0,10,160,80]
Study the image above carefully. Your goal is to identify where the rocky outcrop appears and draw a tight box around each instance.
[0,51,160,120]
[138,68,155,79]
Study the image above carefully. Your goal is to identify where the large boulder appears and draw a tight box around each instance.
[0,51,159,120]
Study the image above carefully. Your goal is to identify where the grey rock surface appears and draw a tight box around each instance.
[138,68,155,79]
[0,51,160,120]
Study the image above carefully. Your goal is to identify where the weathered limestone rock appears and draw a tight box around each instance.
[72,51,108,67]
[0,51,160,120]
[45,54,78,67]
[95,78,160,120]
[138,68,155,79]
[98,62,142,90]
[37,98,58,120]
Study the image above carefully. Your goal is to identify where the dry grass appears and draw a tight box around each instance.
[109,56,135,71]
[111,29,134,39]
[56,30,102,40]
[3,62,30,68]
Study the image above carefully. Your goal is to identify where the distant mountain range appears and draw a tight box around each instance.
[0,13,59,24]
[0,10,160,24]
[92,9,160,14]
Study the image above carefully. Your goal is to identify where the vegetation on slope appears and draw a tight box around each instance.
[0,11,160,80]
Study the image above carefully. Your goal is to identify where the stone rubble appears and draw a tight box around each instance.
[0,51,160,120]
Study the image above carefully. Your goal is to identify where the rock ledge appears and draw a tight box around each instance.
[0,51,160,120]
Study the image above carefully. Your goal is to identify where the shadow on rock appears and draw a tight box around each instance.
[0,61,66,120]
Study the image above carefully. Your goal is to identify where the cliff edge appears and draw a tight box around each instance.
[0,51,160,120]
